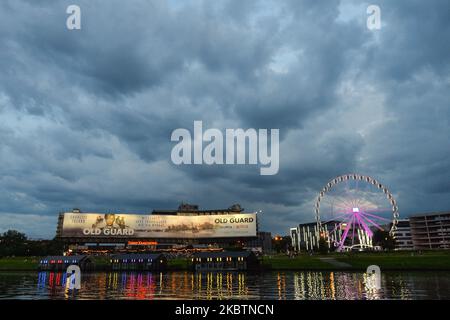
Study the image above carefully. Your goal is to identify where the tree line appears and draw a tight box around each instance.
[0,230,64,257]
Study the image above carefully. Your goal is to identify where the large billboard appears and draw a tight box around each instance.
[61,212,257,238]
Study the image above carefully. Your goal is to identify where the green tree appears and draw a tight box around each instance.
[27,239,65,256]
[318,237,329,254]
[272,236,291,253]
[372,230,395,250]
[0,230,27,256]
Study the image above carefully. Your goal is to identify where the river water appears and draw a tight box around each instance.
[0,271,449,300]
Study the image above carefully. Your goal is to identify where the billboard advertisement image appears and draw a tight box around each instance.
[61,213,257,238]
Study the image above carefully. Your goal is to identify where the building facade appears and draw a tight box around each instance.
[290,223,319,252]
[191,251,259,271]
[410,212,450,250]
[290,222,343,252]
[244,231,272,253]
[110,253,167,271]
[290,220,376,252]
[39,255,94,271]
[393,219,414,250]
[56,204,261,253]
[290,212,450,252]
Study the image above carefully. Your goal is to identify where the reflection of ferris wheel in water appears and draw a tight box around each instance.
[315,174,399,251]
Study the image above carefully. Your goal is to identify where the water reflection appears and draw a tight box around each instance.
[0,271,449,300]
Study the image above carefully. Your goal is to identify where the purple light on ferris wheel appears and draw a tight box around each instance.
[316,174,399,251]
[336,206,383,250]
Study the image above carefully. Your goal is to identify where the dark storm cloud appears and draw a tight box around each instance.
[370,0,450,80]
[353,0,450,215]
[0,0,449,238]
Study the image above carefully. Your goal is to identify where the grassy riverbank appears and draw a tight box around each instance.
[262,255,330,270]
[1,251,450,271]
[0,257,40,270]
[264,251,450,271]
[0,256,191,271]
[333,251,450,270]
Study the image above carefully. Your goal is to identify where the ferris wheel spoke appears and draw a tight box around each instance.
[338,187,356,206]
[354,213,363,238]
[321,212,349,224]
[334,196,354,210]
[332,185,354,206]
[355,214,373,237]
[316,174,398,250]
[320,201,350,216]
[355,196,365,208]
[351,215,356,246]
[355,178,359,201]
[323,200,348,211]
[338,219,352,249]
[321,195,342,207]
[361,212,392,222]
[328,222,340,236]
[345,179,354,206]
[320,197,344,208]
[350,180,360,208]
[327,211,352,217]
[362,208,392,214]
[360,214,385,232]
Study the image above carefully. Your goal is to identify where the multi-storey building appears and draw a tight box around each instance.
[409,212,450,250]
[290,221,342,252]
[55,203,260,253]
[393,219,414,250]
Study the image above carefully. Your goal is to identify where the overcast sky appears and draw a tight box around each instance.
[1,0,449,239]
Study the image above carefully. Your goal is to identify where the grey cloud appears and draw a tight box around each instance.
[0,0,449,237]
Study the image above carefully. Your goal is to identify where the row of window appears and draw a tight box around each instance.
[110,259,164,263]
[192,257,246,262]
[40,260,78,264]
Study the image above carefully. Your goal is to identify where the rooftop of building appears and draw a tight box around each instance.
[292,220,342,228]
[152,203,245,215]
[61,203,246,216]
[410,211,450,218]
[41,255,89,262]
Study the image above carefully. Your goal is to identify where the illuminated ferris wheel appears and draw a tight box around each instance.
[315,174,399,251]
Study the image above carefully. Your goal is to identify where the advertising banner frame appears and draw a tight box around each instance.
[61,212,257,239]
